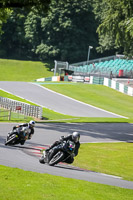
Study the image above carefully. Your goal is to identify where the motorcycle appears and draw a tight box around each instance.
[39,140,75,166]
[5,127,29,146]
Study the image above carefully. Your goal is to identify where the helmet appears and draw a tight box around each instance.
[29,120,35,127]
[72,132,80,143]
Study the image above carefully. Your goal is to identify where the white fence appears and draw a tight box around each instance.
[0,97,43,119]
[104,78,133,96]
[90,76,133,96]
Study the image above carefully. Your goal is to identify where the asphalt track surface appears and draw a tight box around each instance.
[0,123,133,189]
[0,81,133,189]
[0,81,125,118]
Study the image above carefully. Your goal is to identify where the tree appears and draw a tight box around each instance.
[25,0,98,62]
[24,8,44,59]
[93,0,133,57]
[0,0,51,58]
[0,0,51,36]
[0,8,12,35]
[0,0,99,62]
[0,9,31,59]
[0,0,51,10]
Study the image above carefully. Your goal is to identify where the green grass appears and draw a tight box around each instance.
[0,165,133,200]
[0,82,132,122]
[0,59,53,81]
[0,58,132,122]
[0,107,33,121]
[73,143,133,181]
[0,89,38,105]
[0,59,133,198]
[42,83,133,122]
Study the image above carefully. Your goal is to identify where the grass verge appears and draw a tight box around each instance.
[0,107,33,122]
[73,142,133,181]
[42,83,133,122]
[0,165,133,200]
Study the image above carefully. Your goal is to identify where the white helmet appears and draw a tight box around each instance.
[29,120,35,127]
[72,132,80,143]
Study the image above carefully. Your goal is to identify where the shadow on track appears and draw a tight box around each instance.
[53,163,93,173]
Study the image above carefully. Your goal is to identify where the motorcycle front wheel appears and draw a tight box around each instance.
[5,134,17,145]
[48,151,64,166]
[39,155,45,164]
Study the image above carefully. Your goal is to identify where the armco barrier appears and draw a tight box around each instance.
[0,97,43,119]
[64,76,68,81]
[91,76,133,96]
[45,77,52,81]
[93,77,104,85]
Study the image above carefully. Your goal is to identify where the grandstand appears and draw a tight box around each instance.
[36,55,133,96]
[69,55,133,79]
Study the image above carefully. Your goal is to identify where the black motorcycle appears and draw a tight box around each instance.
[39,140,75,166]
[5,127,29,146]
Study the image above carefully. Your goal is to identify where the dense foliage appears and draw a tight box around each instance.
[93,0,133,57]
[0,0,51,10]
[0,0,132,62]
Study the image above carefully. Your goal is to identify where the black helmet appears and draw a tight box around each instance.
[72,132,80,143]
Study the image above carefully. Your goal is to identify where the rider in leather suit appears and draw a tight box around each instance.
[9,120,35,145]
[42,132,80,164]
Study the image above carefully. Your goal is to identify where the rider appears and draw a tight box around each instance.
[43,132,80,164]
[10,120,35,145]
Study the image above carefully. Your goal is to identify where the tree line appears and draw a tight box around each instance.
[0,0,132,63]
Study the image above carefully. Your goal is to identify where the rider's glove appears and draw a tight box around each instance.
[13,125,19,130]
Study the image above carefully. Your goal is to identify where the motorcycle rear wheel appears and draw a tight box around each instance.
[48,151,64,166]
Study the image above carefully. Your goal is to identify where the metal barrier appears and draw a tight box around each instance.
[70,55,119,67]
[0,97,42,119]
[54,60,69,75]
[90,76,133,96]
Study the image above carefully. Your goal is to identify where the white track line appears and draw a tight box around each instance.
[31,83,128,119]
